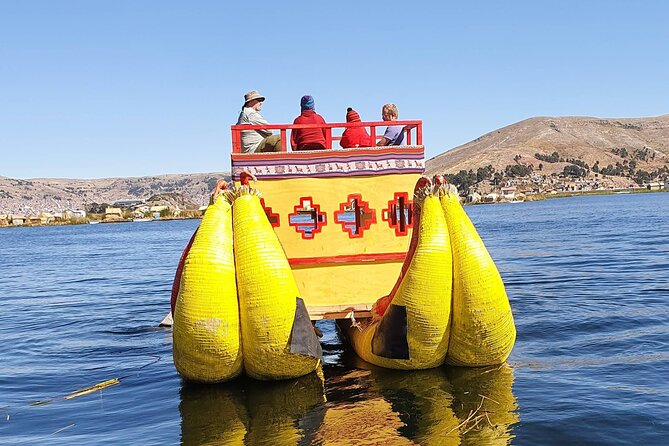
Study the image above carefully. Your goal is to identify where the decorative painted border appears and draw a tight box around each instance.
[231,146,424,179]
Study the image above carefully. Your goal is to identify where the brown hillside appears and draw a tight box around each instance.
[425,114,669,177]
[0,173,229,214]
[3,114,668,214]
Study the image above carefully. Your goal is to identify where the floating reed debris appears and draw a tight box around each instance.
[51,423,75,435]
[479,363,506,375]
[443,395,496,438]
[29,400,52,407]
[478,393,500,405]
[64,378,120,400]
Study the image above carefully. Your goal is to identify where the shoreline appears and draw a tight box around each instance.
[3,189,668,228]
[523,187,666,202]
[469,187,668,206]
[0,216,202,229]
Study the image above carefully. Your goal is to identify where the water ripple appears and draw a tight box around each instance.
[2,195,669,444]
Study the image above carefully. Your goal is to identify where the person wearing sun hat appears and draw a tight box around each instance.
[290,95,328,151]
[236,90,282,153]
[340,107,372,148]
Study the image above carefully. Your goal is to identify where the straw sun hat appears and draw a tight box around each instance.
[244,90,265,105]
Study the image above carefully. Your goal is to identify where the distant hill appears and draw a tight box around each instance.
[4,114,669,214]
[425,114,669,179]
[0,173,229,214]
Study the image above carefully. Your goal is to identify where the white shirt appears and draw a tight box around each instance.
[237,107,273,153]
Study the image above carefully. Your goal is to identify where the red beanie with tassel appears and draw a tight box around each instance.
[346,107,361,122]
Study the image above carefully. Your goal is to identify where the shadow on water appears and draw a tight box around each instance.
[179,370,326,446]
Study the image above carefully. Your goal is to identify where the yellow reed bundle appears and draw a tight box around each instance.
[231,188,320,380]
[172,196,242,382]
[347,192,452,369]
[440,184,516,366]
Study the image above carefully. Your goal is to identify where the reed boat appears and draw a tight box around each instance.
[170,119,516,382]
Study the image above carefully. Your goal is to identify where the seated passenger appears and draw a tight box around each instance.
[340,107,372,148]
[291,95,327,151]
[237,90,281,153]
[376,103,405,146]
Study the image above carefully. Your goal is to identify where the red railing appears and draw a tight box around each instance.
[230,120,422,153]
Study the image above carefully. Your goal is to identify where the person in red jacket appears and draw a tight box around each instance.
[340,107,372,148]
[291,95,328,151]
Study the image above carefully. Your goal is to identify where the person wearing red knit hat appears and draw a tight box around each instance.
[340,107,372,149]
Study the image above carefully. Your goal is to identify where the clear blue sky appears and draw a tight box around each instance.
[1,0,667,179]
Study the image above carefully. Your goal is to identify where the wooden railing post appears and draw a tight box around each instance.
[280,129,287,152]
[325,127,332,150]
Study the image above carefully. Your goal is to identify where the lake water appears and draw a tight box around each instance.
[1,192,668,445]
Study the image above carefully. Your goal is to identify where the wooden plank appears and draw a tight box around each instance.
[288,252,406,266]
[160,306,371,325]
[307,304,373,321]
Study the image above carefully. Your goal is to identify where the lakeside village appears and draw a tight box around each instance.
[456,172,668,205]
[3,149,669,228]
[2,177,666,229]
[0,199,206,228]
[444,150,669,204]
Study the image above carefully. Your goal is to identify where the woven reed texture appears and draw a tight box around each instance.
[233,193,320,380]
[172,196,243,382]
[348,195,452,369]
[441,188,516,366]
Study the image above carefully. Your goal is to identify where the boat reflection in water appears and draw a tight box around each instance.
[444,363,519,445]
[314,368,413,445]
[179,370,326,446]
[179,362,518,445]
[317,359,518,445]
[369,368,461,445]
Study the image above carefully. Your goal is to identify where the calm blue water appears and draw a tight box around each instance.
[1,193,668,445]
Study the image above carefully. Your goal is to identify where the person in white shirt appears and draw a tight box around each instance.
[236,90,282,153]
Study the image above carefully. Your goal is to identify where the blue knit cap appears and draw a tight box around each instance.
[300,95,315,111]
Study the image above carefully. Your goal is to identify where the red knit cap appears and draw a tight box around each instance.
[346,107,361,122]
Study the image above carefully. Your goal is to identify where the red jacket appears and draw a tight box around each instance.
[291,110,327,151]
[340,125,371,148]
